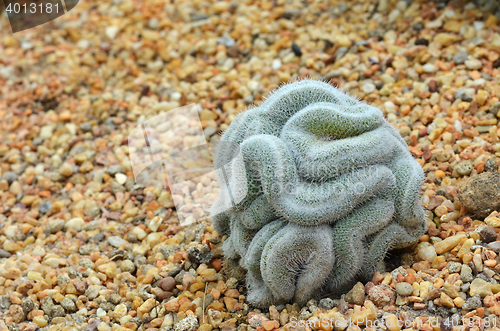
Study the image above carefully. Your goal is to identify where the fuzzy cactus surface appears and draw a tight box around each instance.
[211,79,425,308]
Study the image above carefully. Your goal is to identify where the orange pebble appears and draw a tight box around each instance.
[405,273,417,284]
[435,170,445,178]
[173,251,185,263]
[419,234,430,242]
[211,289,221,301]
[39,191,51,198]
[485,259,497,267]
[470,70,482,80]
[212,258,222,271]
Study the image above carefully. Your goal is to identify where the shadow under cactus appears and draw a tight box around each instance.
[211,79,426,308]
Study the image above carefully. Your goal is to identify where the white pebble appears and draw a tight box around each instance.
[417,245,437,263]
[423,63,438,73]
[64,218,85,231]
[473,21,484,31]
[465,58,482,70]
[115,173,127,185]
[170,92,182,101]
[247,80,259,92]
[105,26,119,39]
[96,308,106,318]
[39,125,54,139]
[272,59,282,70]
[388,9,400,23]
[148,216,162,232]
[77,39,90,49]
[21,41,33,50]
[384,101,396,114]
[65,123,77,135]
[130,226,147,240]
[363,82,376,94]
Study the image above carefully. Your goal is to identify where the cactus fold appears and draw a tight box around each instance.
[211,79,425,308]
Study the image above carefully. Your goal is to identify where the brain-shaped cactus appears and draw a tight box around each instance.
[211,79,425,308]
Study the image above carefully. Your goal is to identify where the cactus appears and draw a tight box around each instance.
[211,79,425,308]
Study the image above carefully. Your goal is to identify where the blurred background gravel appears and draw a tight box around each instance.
[3,0,500,330]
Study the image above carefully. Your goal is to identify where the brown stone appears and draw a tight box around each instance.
[458,172,500,218]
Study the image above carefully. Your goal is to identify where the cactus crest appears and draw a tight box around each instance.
[211,79,425,308]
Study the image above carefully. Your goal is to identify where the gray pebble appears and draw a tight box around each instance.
[226,277,238,289]
[79,258,95,269]
[68,267,82,279]
[83,220,100,231]
[454,88,473,102]
[190,13,208,21]
[395,282,413,296]
[217,37,235,47]
[446,261,462,273]
[110,180,126,193]
[486,158,498,172]
[40,297,54,316]
[461,264,473,283]
[134,255,147,269]
[85,285,101,299]
[21,298,34,313]
[454,160,473,177]
[61,298,77,313]
[57,275,69,286]
[462,294,482,310]
[319,298,334,310]
[87,206,101,218]
[427,300,436,312]
[100,302,115,311]
[120,260,136,273]
[479,226,498,243]
[335,47,348,58]
[108,236,126,248]
[0,295,11,311]
[92,233,105,243]
[80,244,98,255]
[477,273,489,281]
[106,293,121,305]
[51,305,66,317]
[161,244,180,258]
[490,102,500,116]
[452,51,468,64]
[0,248,11,258]
[169,267,182,277]
[39,201,52,215]
[106,165,126,176]
[47,219,65,234]
[80,122,93,133]
[2,172,17,184]
[174,314,198,331]
[487,241,500,253]
[204,126,218,138]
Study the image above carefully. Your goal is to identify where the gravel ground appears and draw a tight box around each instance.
[2,0,500,330]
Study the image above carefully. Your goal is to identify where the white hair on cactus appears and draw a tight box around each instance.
[211,79,425,308]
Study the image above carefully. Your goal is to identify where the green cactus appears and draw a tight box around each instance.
[211,79,425,308]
